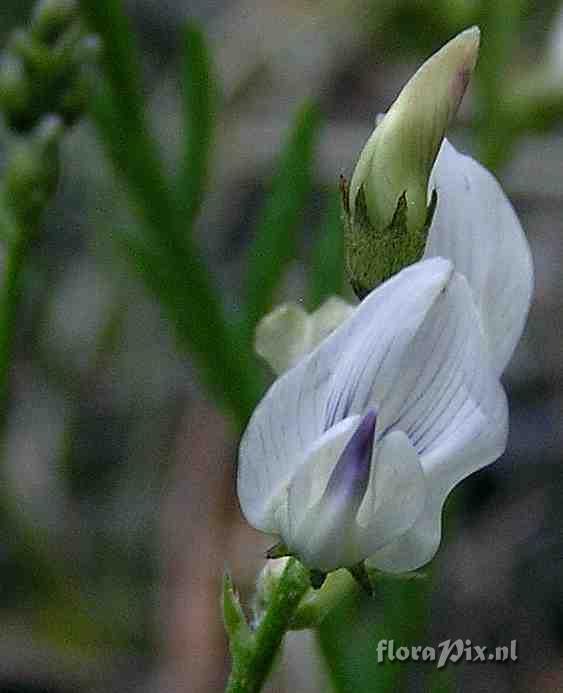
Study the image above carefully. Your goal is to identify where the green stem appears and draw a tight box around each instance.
[225,559,311,693]
[0,208,32,427]
[0,199,67,600]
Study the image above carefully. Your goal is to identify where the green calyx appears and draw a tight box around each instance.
[342,177,438,300]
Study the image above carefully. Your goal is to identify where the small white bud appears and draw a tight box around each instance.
[350,27,480,232]
[343,28,480,297]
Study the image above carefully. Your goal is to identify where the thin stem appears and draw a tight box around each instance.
[225,558,311,693]
[179,22,215,226]
[0,199,67,600]
[0,207,32,428]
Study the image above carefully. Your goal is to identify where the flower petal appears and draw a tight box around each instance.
[284,414,369,569]
[310,297,355,349]
[284,423,426,572]
[280,415,362,539]
[255,303,309,375]
[238,258,452,533]
[355,430,426,553]
[255,297,355,376]
[425,139,534,374]
[365,275,509,574]
[323,260,454,428]
[365,496,442,574]
[367,369,505,575]
[376,271,508,465]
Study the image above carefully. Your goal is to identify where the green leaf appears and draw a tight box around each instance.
[428,666,457,693]
[79,0,187,248]
[317,576,432,693]
[309,187,344,309]
[222,571,253,658]
[112,220,262,426]
[475,0,526,170]
[242,101,321,341]
[178,22,215,226]
[79,0,262,426]
[87,70,179,247]
[78,0,145,123]
[0,190,19,244]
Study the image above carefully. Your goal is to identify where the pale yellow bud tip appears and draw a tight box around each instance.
[440,26,480,114]
[349,27,480,232]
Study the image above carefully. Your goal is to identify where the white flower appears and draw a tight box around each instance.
[237,138,533,574]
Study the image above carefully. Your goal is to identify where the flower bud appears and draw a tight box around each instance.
[4,115,63,225]
[0,54,32,129]
[0,5,97,133]
[58,68,90,126]
[344,27,480,298]
[31,0,78,45]
[253,557,293,622]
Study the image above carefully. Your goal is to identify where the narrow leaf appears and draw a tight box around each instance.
[222,571,253,655]
[78,0,145,121]
[317,577,431,693]
[309,187,345,309]
[79,0,262,425]
[242,101,321,340]
[178,22,215,226]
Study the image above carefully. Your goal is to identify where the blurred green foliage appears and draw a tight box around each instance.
[242,101,321,341]
[0,0,562,691]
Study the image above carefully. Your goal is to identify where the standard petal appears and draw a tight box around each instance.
[238,258,453,533]
[425,139,534,374]
[376,271,508,469]
[364,271,508,573]
[323,260,454,429]
[366,386,506,571]
[369,363,505,576]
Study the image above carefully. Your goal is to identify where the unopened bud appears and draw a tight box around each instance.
[31,0,78,45]
[344,27,480,298]
[58,69,89,126]
[0,5,97,132]
[4,115,63,225]
[253,557,293,623]
[0,54,31,128]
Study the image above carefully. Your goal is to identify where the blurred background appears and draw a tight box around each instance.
[1,0,563,691]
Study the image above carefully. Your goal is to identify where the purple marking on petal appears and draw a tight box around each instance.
[325,410,377,502]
